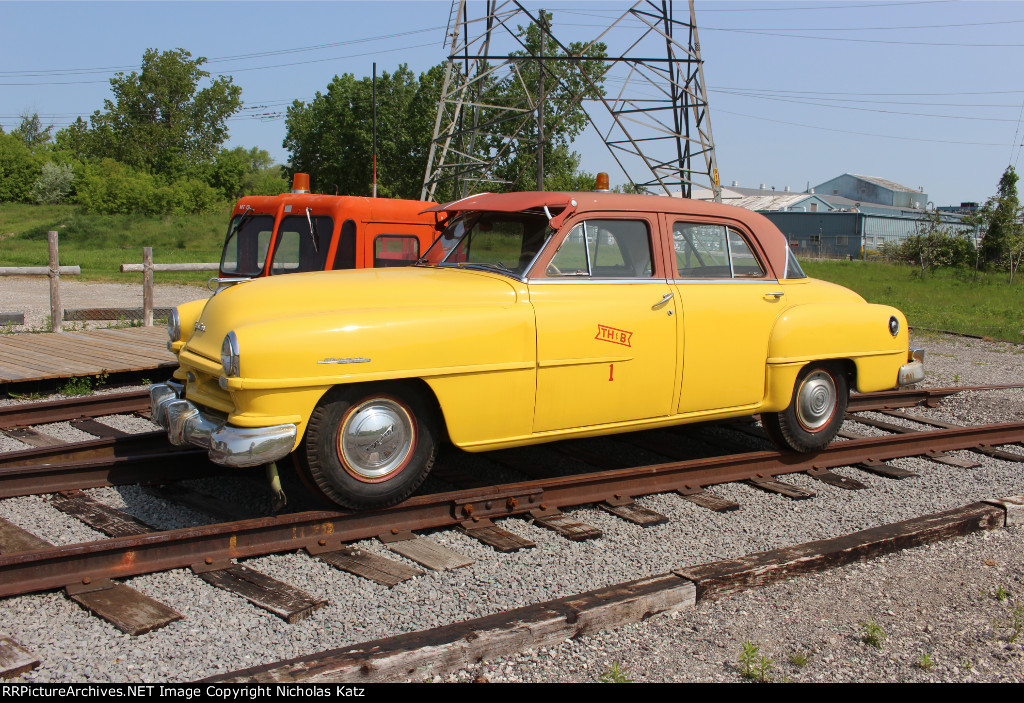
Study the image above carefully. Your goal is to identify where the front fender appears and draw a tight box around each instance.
[169,298,209,354]
[220,302,538,447]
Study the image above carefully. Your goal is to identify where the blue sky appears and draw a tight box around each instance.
[2,0,1023,206]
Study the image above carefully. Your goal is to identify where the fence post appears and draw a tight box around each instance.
[143,247,154,327]
[47,231,62,333]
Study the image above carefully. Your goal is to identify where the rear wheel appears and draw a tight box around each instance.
[298,384,438,510]
[762,364,848,453]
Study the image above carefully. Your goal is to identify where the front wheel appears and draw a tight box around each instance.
[762,364,848,453]
[298,384,438,510]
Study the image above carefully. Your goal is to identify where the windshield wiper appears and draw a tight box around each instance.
[226,205,254,248]
[457,261,512,272]
[305,207,321,253]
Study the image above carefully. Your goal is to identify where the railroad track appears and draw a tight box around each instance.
[0,384,1022,677]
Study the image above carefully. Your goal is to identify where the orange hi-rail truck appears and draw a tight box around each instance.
[218,173,441,279]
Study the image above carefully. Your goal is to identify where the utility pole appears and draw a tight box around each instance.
[537,9,545,191]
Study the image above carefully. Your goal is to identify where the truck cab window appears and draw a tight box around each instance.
[332,220,357,270]
[374,235,420,267]
[220,214,274,277]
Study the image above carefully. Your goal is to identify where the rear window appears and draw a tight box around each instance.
[673,223,766,279]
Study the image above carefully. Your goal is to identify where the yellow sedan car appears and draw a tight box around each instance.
[151,191,924,509]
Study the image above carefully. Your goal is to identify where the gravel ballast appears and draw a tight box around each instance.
[0,281,1022,683]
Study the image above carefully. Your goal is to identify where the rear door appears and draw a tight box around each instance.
[670,220,785,413]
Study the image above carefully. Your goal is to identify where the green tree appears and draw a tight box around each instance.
[284,64,440,200]
[66,48,242,179]
[205,146,287,200]
[890,212,976,278]
[483,10,608,191]
[11,113,54,151]
[74,158,220,215]
[978,166,1022,272]
[0,133,43,202]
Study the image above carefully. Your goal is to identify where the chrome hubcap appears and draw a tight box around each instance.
[796,371,836,431]
[339,398,414,481]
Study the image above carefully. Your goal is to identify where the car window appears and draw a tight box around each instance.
[728,230,766,277]
[673,223,765,279]
[547,219,653,278]
[419,212,549,277]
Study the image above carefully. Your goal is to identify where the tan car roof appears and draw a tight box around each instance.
[429,191,792,279]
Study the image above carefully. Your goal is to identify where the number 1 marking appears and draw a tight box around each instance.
[609,363,614,381]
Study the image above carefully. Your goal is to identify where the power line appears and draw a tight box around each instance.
[715,107,1008,146]
[559,1,956,15]
[714,90,1022,122]
[0,40,440,87]
[703,27,1024,47]
[0,26,446,78]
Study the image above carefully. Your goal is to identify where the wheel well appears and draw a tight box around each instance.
[318,378,448,443]
[807,359,855,390]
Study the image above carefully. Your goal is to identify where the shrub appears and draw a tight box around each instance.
[32,161,76,204]
[74,159,223,215]
[0,133,43,202]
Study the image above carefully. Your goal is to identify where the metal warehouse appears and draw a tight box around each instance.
[692,173,975,259]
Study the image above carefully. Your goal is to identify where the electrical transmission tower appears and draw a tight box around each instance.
[421,0,722,202]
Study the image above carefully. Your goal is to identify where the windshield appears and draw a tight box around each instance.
[417,211,551,277]
[269,214,333,274]
[220,214,274,277]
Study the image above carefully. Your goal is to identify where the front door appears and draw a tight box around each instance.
[530,217,678,433]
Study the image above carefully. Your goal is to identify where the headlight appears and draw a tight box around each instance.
[167,309,181,343]
[888,316,900,337]
[220,332,240,377]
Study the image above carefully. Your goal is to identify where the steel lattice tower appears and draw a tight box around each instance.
[421,0,721,201]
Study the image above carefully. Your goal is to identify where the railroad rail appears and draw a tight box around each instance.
[0,385,1022,601]
[1,385,1021,500]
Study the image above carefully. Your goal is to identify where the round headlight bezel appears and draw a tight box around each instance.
[220,332,240,377]
[888,315,900,337]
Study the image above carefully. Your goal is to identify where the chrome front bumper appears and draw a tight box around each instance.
[898,347,926,386]
[149,382,296,468]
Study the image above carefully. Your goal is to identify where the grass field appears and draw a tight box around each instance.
[2,204,1022,342]
[0,203,228,285]
[801,259,1024,343]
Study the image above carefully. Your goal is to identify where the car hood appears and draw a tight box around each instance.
[183,266,520,362]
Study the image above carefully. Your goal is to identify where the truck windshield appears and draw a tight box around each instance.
[269,215,334,274]
[221,214,275,277]
[417,211,550,277]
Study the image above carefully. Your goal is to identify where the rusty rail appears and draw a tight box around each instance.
[0,390,151,429]
[1,419,1023,598]
[1,384,1022,500]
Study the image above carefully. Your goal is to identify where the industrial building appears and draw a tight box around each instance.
[691,174,975,259]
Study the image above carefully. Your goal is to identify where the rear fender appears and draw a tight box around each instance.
[767,302,908,393]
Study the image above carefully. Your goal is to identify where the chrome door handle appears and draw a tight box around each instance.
[651,292,674,310]
[763,291,785,300]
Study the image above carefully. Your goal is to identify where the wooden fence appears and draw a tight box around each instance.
[0,233,217,331]
[0,231,79,331]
